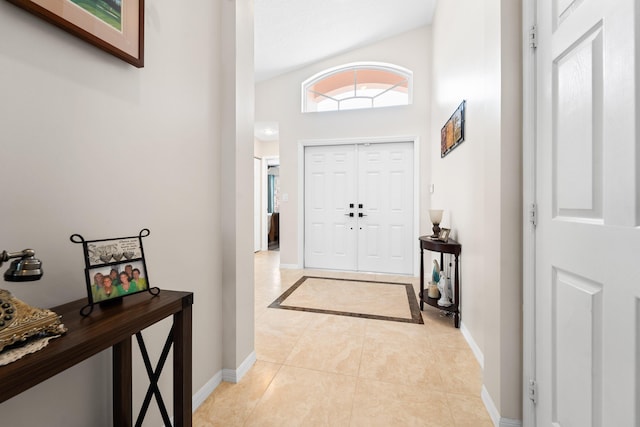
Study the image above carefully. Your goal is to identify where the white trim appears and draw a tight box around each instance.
[254,157,262,253]
[297,140,305,270]
[460,321,484,369]
[481,386,523,427]
[261,156,279,252]
[165,369,226,426]
[221,351,257,383]
[261,158,269,251]
[482,385,501,426]
[522,1,537,427]
[412,137,421,277]
[500,419,524,427]
[192,370,223,411]
[297,136,420,275]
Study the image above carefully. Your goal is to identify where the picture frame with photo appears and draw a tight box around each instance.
[438,228,451,243]
[71,229,159,316]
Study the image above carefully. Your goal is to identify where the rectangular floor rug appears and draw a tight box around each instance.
[269,276,423,324]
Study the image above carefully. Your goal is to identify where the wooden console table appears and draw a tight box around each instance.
[419,236,461,328]
[0,290,193,426]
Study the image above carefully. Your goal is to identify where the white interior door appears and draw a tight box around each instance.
[304,142,414,274]
[535,0,639,426]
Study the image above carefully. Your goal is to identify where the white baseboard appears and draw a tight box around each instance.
[222,351,257,383]
[500,419,523,427]
[279,263,300,269]
[192,370,223,411]
[481,386,522,427]
[163,352,258,426]
[460,321,484,369]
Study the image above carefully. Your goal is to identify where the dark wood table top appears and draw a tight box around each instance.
[419,236,461,255]
[0,290,193,403]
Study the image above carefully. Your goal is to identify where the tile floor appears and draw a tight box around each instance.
[193,251,493,427]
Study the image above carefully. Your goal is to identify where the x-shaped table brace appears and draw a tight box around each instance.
[135,327,174,427]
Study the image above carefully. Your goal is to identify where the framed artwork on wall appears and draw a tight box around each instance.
[441,100,466,158]
[5,0,144,67]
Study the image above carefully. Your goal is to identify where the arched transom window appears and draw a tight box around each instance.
[302,62,413,112]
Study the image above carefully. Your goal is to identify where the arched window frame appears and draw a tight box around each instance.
[301,62,413,113]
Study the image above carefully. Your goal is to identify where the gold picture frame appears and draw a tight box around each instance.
[6,0,144,67]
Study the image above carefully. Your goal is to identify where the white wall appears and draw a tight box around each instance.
[0,1,229,425]
[430,0,522,422]
[255,26,433,267]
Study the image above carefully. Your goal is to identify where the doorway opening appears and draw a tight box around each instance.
[267,162,280,251]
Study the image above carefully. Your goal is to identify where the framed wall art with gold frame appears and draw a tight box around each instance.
[5,0,144,67]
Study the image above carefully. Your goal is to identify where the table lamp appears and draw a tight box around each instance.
[429,209,443,237]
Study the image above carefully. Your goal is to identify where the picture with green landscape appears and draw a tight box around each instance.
[69,0,122,31]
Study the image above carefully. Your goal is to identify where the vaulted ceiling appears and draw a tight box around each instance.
[254,0,437,82]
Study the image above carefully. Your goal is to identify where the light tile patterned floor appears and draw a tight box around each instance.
[193,251,493,427]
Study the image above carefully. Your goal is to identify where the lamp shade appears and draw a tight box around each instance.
[429,209,443,225]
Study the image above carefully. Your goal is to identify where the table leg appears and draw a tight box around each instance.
[173,300,193,426]
[419,247,424,310]
[113,337,132,427]
[454,254,460,328]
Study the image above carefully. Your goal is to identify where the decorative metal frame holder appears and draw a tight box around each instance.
[71,229,160,317]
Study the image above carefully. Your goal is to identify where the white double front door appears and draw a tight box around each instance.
[304,142,414,275]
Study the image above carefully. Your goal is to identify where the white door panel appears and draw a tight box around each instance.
[304,143,413,274]
[357,143,414,274]
[304,145,357,271]
[536,0,639,425]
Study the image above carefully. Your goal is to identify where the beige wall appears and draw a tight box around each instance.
[255,26,434,267]
[0,0,231,425]
[430,0,522,421]
[254,139,280,159]
[221,0,256,374]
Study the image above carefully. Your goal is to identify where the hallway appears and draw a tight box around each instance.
[194,251,492,426]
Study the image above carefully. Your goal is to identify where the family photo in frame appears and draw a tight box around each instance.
[88,259,148,303]
[71,229,158,315]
